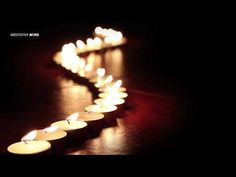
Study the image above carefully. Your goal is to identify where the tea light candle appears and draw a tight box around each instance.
[94,37,102,49]
[95,75,113,88]
[89,68,105,83]
[76,40,86,53]
[7,130,51,155]
[99,92,128,99]
[99,86,127,92]
[86,38,96,50]
[76,111,104,122]
[94,98,125,106]
[100,79,127,92]
[85,104,117,113]
[99,79,128,99]
[51,113,87,132]
[77,58,86,77]
[35,125,67,141]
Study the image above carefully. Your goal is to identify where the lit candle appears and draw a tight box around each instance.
[85,103,117,114]
[7,130,51,155]
[94,97,125,106]
[94,37,102,49]
[35,125,67,141]
[86,38,95,50]
[51,112,87,132]
[77,58,86,77]
[95,75,113,88]
[80,63,93,78]
[94,27,126,47]
[75,111,105,133]
[98,79,126,92]
[99,92,128,99]
[94,26,103,36]
[76,111,104,122]
[99,86,127,92]
[99,80,128,99]
[76,40,86,53]
[89,68,105,83]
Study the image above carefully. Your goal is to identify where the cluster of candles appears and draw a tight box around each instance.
[7,27,127,154]
[58,26,126,55]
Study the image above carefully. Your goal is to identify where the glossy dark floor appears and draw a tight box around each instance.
[1,22,199,155]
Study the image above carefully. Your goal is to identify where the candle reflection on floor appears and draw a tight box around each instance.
[104,49,124,78]
[57,78,93,115]
[84,48,124,78]
[54,47,126,154]
[86,52,102,72]
[67,118,130,155]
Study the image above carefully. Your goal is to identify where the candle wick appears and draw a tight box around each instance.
[67,119,71,125]
[23,140,28,145]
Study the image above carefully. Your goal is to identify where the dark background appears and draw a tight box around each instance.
[0,12,206,162]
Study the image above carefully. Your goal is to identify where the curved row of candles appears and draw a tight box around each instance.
[7,27,128,154]
[63,26,126,55]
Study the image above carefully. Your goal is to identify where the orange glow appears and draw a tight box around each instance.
[104,49,124,78]
[59,84,93,114]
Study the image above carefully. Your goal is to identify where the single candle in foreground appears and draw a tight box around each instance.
[7,130,51,155]
[51,113,87,132]
[35,125,67,141]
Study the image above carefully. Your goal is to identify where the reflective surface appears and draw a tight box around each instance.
[1,23,198,155]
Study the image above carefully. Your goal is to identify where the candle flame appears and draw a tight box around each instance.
[94,37,102,46]
[76,40,85,49]
[85,63,92,72]
[94,27,123,45]
[43,125,58,133]
[114,80,122,88]
[104,37,111,44]
[97,68,105,77]
[102,98,111,105]
[95,26,103,35]
[21,130,37,141]
[92,105,100,112]
[86,38,94,48]
[62,43,76,53]
[105,75,113,84]
[79,59,86,69]
[66,112,79,121]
